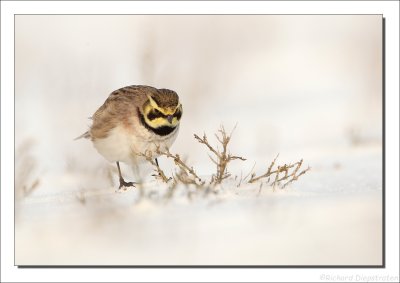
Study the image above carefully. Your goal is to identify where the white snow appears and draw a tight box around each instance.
[15,144,382,266]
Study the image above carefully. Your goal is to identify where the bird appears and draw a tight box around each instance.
[76,85,183,190]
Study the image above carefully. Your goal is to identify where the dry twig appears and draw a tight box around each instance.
[141,146,205,200]
[141,125,310,198]
[156,147,204,186]
[194,125,246,185]
[15,139,40,199]
[138,150,170,183]
[248,155,310,189]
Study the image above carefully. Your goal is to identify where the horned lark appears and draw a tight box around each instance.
[77,85,182,189]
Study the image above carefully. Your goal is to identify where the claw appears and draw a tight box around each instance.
[116,161,136,190]
[118,178,136,190]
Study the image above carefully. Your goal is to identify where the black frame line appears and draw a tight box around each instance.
[12,14,386,269]
[18,264,385,268]
[382,17,386,269]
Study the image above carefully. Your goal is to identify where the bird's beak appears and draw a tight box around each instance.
[167,115,173,124]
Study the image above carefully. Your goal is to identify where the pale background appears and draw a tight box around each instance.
[14,15,382,266]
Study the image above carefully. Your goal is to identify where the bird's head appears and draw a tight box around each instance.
[141,88,182,129]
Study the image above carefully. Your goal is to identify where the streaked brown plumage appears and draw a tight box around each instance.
[77,85,182,189]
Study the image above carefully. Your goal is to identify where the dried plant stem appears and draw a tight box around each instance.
[248,155,310,189]
[15,139,40,199]
[22,179,40,198]
[194,125,246,185]
[281,165,311,189]
[141,125,310,197]
[138,151,170,183]
[156,147,203,185]
[248,154,279,183]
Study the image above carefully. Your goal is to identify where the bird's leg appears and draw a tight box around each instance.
[116,161,135,189]
[150,158,171,182]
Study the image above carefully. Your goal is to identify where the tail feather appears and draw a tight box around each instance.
[74,131,91,140]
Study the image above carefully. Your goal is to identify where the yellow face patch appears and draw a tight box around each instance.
[161,107,178,115]
[147,95,159,110]
[147,95,180,115]
[143,99,182,129]
[144,116,180,128]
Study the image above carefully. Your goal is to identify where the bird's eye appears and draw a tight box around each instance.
[147,108,164,121]
[173,108,182,120]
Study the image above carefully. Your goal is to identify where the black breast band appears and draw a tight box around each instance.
[137,108,176,136]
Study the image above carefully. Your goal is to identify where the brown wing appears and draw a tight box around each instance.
[90,85,156,139]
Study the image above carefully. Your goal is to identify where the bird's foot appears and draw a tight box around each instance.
[118,178,136,190]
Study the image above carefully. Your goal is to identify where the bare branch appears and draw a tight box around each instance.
[248,155,310,189]
[139,124,309,198]
[248,154,279,183]
[281,166,311,189]
[195,125,246,185]
[156,147,203,185]
[194,134,221,158]
[138,151,170,183]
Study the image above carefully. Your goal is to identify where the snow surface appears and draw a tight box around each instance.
[14,15,383,266]
[15,144,382,266]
